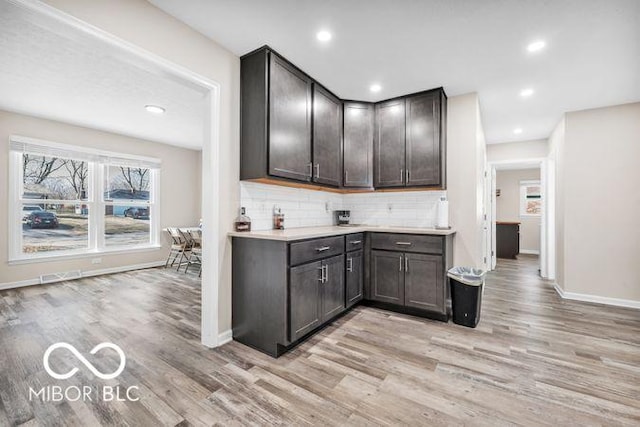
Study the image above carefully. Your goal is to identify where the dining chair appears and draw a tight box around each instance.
[184,228,202,277]
[165,227,187,268]
[176,228,195,271]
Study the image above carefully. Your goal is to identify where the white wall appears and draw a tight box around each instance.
[561,102,640,302]
[487,139,548,162]
[0,110,201,285]
[239,182,445,230]
[447,93,486,268]
[43,0,240,335]
[495,169,541,253]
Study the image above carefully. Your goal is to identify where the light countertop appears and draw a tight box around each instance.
[228,225,455,241]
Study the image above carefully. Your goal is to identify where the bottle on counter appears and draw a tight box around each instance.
[234,207,251,232]
[273,206,285,230]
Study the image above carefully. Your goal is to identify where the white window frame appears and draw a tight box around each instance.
[520,179,542,217]
[8,135,161,264]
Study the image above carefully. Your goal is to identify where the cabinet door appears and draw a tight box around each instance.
[269,54,312,181]
[406,92,441,186]
[321,255,345,322]
[370,250,404,304]
[343,102,373,187]
[346,250,364,308]
[313,85,342,187]
[374,99,406,188]
[404,253,444,313]
[289,261,322,341]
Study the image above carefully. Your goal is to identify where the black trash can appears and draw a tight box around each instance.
[448,267,486,328]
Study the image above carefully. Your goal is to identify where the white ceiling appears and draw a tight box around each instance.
[150,0,640,144]
[0,1,207,150]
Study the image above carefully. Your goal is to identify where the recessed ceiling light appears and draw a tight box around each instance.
[370,84,382,93]
[316,30,332,42]
[527,40,546,53]
[513,128,523,134]
[145,105,165,114]
[520,88,534,97]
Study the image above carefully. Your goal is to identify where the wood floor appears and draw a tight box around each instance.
[1,255,639,426]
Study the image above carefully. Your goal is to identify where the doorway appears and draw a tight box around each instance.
[486,158,555,280]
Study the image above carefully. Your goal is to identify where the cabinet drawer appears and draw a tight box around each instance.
[370,233,443,254]
[345,233,364,252]
[290,236,344,266]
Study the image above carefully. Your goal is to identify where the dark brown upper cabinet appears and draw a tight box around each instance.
[375,89,446,189]
[312,84,342,187]
[343,102,374,188]
[374,99,406,188]
[405,91,446,187]
[240,45,446,190]
[240,47,313,183]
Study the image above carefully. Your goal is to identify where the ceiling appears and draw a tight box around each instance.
[150,0,640,144]
[0,1,207,150]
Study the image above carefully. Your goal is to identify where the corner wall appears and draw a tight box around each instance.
[447,93,486,268]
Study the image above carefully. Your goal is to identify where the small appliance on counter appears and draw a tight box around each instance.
[334,210,351,226]
[435,196,450,230]
[234,207,251,232]
[273,206,285,230]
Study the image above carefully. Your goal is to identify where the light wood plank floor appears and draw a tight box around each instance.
[1,255,639,426]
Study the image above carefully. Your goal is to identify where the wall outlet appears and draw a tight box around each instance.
[91,258,102,265]
[387,203,393,213]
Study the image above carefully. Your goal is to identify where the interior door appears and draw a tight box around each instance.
[370,250,404,304]
[269,54,312,181]
[404,253,444,312]
[321,255,345,322]
[405,92,441,186]
[491,167,497,270]
[374,99,406,188]
[289,261,322,341]
[312,84,342,186]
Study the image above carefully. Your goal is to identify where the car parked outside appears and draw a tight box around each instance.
[123,207,149,219]
[27,211,59,229]
[22,205,43,221]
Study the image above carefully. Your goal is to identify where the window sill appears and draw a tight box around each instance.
[8,245,163,266]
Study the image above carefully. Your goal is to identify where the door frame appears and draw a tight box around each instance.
[485,158,555,280]
[13,0,224,347]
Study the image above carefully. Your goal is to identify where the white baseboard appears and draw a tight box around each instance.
[520,249,540,255]
[218,329,233,346]
[0,261,166,291]
[553,283,640,309]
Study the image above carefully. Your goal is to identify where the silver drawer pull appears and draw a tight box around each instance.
[315,246,331,252]
[349,240,362,245]
[395,242,412,246]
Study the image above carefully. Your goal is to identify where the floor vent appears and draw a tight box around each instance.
[40,270,82,284]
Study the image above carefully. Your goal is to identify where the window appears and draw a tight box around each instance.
[9,136,161,262]
[520,180,542,216]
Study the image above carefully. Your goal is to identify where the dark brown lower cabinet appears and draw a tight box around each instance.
[404,253,444,312]
[346,250,364,307]
[370,250,404,304]
[289,261,322,341]
[320,255,345,322]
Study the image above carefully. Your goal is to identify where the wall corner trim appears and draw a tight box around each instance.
[217,330,233,346]
[553,282,640,310]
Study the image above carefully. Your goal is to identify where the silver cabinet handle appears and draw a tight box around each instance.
[308,162,313,178]
[315,163,320,179]
[406,169,410,183]
[347,257,353,272]
[400,168,404,182]
[344,170,348,183]
[399,256,403,271]
[315,246,331,252]
[323,264,328,283]
[405,256,409,272]
[395,242,412,246]
[318,266,324,282]
[349,240,362,245]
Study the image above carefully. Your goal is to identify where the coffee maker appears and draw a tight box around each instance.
[334,210,351,226]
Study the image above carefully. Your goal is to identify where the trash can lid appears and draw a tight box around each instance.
[447,266,486,286]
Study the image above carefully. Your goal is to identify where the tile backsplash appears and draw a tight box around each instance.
[240,182,446,231]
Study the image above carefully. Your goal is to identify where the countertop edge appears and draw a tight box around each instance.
[228,226,456,241]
